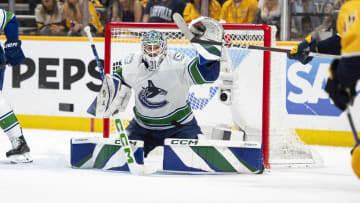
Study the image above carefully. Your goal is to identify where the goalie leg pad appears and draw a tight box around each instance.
[163,138,263,174]
[70,137,144,171]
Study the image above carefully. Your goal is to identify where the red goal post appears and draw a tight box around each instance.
[103,22,275,169]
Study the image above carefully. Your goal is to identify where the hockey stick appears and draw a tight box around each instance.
[84,26,104,79]
[346,108,360,152]
[172,13,339,60]
[84,26,105,116]
[114,118,157,175]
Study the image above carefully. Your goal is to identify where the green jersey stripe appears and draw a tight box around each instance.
[0,113,18,130]
[5,10,14,25]
[133,103,192,126]
[201,44,221,56]
[188,58,213,85]
[114,67,123,79]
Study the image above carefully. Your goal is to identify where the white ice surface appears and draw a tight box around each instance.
[0,129,359,203]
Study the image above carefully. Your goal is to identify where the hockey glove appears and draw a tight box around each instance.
[324,59,356,111]
[4,40,25,66]
[95,75,132,118]
[287,35,318,65]
[189,17,223,61]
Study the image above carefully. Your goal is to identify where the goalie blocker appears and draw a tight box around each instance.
[89,74,132,118]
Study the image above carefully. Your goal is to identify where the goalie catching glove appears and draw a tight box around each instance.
[95,74,132,118]
[189,16,224,61]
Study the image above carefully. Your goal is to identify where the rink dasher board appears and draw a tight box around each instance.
[70,137,263,174]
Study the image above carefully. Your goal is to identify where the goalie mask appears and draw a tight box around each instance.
[141,30,167,71]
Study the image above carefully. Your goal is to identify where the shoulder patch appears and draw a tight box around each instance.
[123,53,135,65]
[173,52,184,61]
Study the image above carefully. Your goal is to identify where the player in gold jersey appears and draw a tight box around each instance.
[288,0,360,179]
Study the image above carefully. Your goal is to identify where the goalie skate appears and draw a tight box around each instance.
[6,136,33,164]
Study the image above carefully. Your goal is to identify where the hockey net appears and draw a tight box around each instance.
[103,22,321,169]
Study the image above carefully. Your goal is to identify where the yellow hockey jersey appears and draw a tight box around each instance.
[220,0,258,24]
[337,0,360,56]
[183,1,221,23]
[142,0,149,8]
[64,1,104,35]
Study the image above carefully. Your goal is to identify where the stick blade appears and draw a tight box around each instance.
[128,164,158,175]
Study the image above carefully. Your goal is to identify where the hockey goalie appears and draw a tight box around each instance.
[71,16,264,174]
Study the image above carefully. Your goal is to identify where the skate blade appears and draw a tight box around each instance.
[8,152,33,164]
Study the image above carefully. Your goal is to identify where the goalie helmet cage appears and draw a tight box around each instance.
[103,22,317,169]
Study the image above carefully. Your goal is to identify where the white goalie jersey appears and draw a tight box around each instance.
[113,50,220,130]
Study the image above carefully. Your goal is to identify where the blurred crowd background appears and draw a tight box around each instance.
[0,0,342,40]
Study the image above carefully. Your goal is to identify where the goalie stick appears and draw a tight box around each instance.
[84,26,106,116]
[114,118,157,175]
[84,26,156,175]
[172,13,339,60]
[84,26,104,79]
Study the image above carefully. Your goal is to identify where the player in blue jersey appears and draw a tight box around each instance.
[0,9,32,163]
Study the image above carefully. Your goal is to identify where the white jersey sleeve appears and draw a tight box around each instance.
[184,54,221,86]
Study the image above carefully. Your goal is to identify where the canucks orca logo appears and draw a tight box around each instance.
[139,80,168,108]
